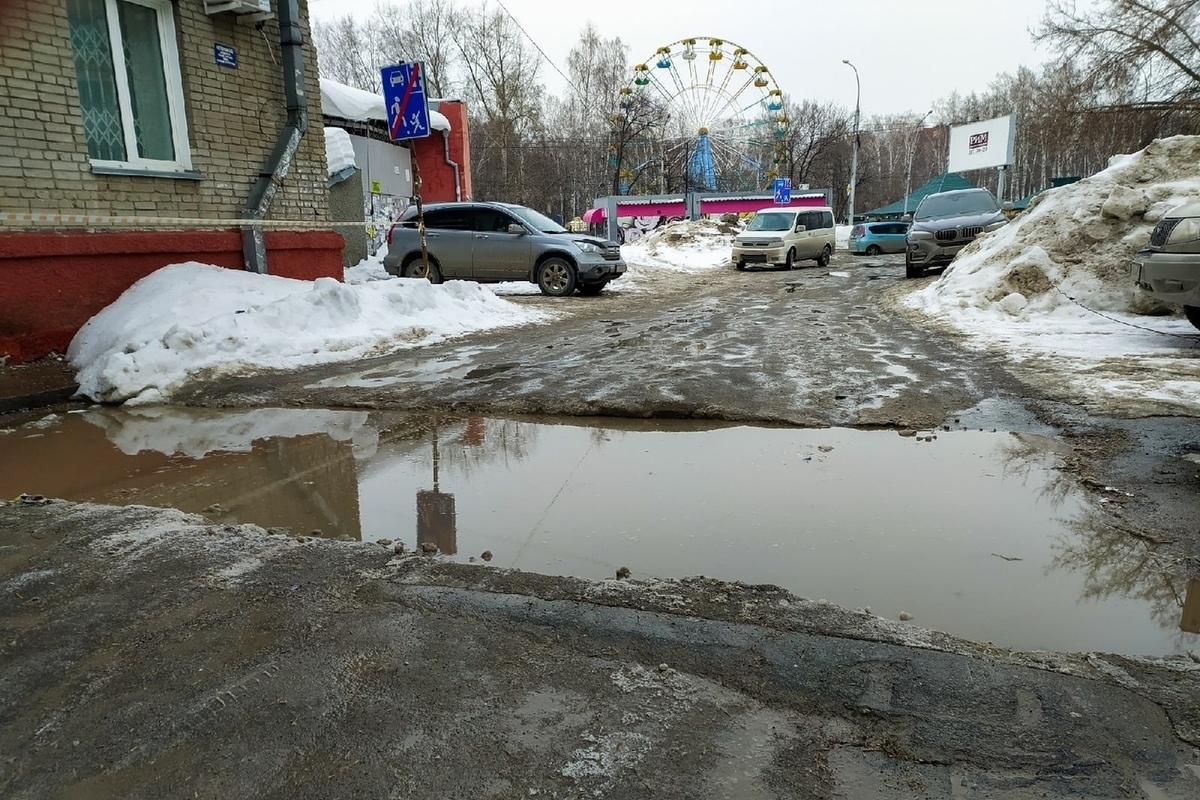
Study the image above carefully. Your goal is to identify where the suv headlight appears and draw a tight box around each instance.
[1166,217,1200,246]
[984,220,1007,232]
[575,241,604,254]
[908,230,934,240]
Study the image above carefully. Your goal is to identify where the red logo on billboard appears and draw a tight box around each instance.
[968,131,989,154]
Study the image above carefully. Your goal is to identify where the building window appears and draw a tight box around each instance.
[66,0,192,173]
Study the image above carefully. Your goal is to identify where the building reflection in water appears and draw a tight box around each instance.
[0,410,365,541]
[416,426,457,555]
[1182,580,1200,635]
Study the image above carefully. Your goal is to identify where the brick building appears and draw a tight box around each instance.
[0,0,343,362]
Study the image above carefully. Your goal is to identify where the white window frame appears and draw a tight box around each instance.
[88,0,193,174]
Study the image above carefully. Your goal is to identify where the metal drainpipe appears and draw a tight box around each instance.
[441,128,461,202]
[241,0,307,274]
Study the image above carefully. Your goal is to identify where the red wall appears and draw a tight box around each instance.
[411,101,472,203]
[0,229,344,362]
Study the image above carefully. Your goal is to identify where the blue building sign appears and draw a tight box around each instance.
[380,61,431,141]
[213,43,237,69]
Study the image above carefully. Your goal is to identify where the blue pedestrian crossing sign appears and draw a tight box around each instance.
[381,61,431,141]
[773,177,791,205]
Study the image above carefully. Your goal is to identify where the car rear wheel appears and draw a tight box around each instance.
[816,245,832,267]
[865,244,882,256]
[783,248,796,270]
[1185,306,1200,331]
[536,257,577,297]
[403,257,443,283]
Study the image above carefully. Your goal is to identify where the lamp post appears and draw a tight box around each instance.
[903,110,933,218]
[842,59,860,227]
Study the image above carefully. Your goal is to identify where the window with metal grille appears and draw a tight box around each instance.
[66,0,192,174]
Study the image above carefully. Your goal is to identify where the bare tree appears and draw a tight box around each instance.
[451,2,544,200]
[311,14,381,91]
[384,0,460,97]
[560,23,628,209]
[1035,0,1200,108]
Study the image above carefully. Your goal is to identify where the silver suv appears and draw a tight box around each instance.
[1133,202,1200,330]
[905,188,1008,278]
[384,201,627,296]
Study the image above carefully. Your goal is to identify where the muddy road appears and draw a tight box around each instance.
[179,252,1200,559]
[5,251,1200,798]
[184,254,1017,428]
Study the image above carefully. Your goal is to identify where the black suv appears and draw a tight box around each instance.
[904,189,1008,278]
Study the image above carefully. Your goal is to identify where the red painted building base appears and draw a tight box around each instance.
[0,229,344,363]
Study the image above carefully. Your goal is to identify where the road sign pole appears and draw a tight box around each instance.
[413,158,430,279]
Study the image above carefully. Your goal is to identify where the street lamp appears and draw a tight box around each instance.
[903,110,933,218]
[842,59,860,227]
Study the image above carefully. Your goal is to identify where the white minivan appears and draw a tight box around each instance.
[732,206,836,270]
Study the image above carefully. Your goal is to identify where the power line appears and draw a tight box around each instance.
[492,0,584,98]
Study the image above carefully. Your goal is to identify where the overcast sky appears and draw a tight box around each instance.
[308,0,1079,118]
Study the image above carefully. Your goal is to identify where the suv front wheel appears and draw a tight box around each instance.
[537,257,577,297]
[905,254,923,279]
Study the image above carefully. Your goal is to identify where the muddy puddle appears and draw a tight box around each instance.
[3,407,1197,657]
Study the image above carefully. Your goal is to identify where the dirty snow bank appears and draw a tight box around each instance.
[910,135,1200,317]
[621,218,736,281]
[901,136,1200,417]
[68,262,551,405]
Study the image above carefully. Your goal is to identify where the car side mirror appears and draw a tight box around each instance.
[902,214,913,222]
[507,223,525,235]
[795,225,806,232]
[1001,201,1014,212]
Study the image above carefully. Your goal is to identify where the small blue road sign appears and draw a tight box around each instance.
[380,61,431,141]
[773,177,791,205]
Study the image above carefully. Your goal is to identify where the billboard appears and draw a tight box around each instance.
[947,114,1016,173]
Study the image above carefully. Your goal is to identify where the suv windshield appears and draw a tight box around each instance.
[507,204,568,234]
[747,212,795,232]
[914,191,999,221]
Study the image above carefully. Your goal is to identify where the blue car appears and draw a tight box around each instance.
[847,221,910,255]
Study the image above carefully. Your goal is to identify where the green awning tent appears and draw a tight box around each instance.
[862,173,980,219]
[1012,177,1080,212]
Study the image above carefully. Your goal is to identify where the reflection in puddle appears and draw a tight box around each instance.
[2,408,1197,657]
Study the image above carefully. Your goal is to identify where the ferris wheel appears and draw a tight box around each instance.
[612,37,788,194]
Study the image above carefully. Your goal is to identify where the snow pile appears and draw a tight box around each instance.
[910,135,1200,318]
[621,218,735,275]
[898,137,1200,417]
[68,263,550,405]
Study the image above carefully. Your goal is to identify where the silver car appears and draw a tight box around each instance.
[384,201,627,296]
[1133,201,1200,330]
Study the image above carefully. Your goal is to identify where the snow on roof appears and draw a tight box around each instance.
[323,126,356,177]
[319,78,450,133]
